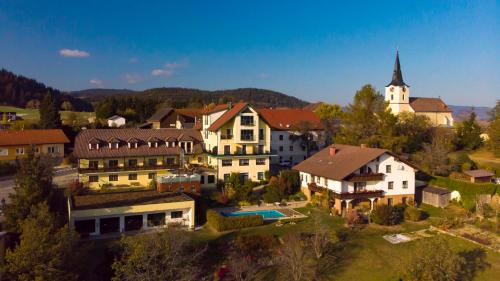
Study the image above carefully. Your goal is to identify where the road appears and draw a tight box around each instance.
[0,167,77,204]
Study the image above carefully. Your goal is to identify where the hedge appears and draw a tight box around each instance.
[206,210,263,232]
[429,176,498,210]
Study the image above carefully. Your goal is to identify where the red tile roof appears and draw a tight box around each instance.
[204,104,230,114]
[258,108,323,131]
[207,102,248,131]
[409,97,452,113]
[0,129,70,146]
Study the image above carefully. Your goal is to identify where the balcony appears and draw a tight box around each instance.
[221,134,233,140]
[240,136,254,141]
[79,164,180,173]
[332,190,384,200]
[346,173,385,182]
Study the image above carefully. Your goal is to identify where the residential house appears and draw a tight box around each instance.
[385,51,453,127]
[293,144,418,214]
[0,129,69,162]
[107,115,126,127]
[201,102,272,182]
[258,108,324,166]
[73,128,216,190]
[144,108,203,129]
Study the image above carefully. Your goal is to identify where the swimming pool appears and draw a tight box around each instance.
[221,209,285,219]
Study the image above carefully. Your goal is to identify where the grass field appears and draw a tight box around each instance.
[0,105,95,124]
[469,150,500,176]
[190,206,500,281]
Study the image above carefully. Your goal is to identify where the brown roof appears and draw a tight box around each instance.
[409,97,452,112]
[175,108,204,119]
[463,169,494,178]
[205,104,230,114]
[147,108,173,122]
[0,129,69,146]
[422,186,451,195]
[258,108,323,131]
[73,128,203,159]
[208,102,248,131]
[293,144,418,181]
[72,190,193,210]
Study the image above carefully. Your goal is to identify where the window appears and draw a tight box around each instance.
[171,211,183,219]
[166,158,175,165]
[391,94,394,100]
[148,158,157,167]
[109,142,119,149]
[241,115,254,126]
[200,175,205,184]
[108,160,118,168]
[89,160,99,169]
[207,175,215,184]
[354,182,366,192]
[279,146,283,152]
[224,173,230,182]
[186,142,192,153]
[256,158,266,165]
[47,146,59,154]
[89,143,98,150]
[386,165,392,173]
[109,174,118,181]
[0,148,8,156]
[387,198,393,206]
[15,147,25,155]
[258,145,264,154]
[74,219,96,234]
[148,173,156,180]
[240,130,253,141]
[89,175,99,182]
[259,129,264,140]
[388,181,394,190]
[239,173,249,183]
[222,159,232,166]
[147,213,165,227]
[258,172,264,181]
[289,146,294,152]
[204,130,208,139]
[128,174,137,180]
[128,159,138,167]
[128,142,138,149]
[239,159,249,166]
[224,145,230,155]
[241,145,247,155]
[279,134,284,141]
[402,181,408,189]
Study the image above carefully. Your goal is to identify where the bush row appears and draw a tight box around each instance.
[370,204,424,225]
[206,210,263,232]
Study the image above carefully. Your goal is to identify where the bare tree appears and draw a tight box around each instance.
[311,217,332,260]
[226,251,268,281]
[275,234,316,281]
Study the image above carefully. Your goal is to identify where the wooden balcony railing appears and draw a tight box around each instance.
[79,164,180,173]
[346,173,385,182]
[331,190,384,200]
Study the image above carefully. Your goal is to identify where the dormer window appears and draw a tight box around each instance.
[88,138,100,150]
[127,138,139,149]
[147,137,160,148]
[108,138,120,149]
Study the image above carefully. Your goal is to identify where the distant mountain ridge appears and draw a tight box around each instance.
[449,105,492,121]
[71,87,309,108]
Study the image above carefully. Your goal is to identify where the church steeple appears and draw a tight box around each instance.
[386,51,407,87]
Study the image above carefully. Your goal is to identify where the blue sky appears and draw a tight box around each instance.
[0,1,497,106]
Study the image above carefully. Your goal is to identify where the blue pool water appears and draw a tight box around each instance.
[221,210,285,219]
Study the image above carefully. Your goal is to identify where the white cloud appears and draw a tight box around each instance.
[59,49,90,58]
[89,78,103,88]
[151,59,189,77]
[125,74,143,84]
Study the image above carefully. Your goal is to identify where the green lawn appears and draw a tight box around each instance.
[191,206,500,281]
[0,105,94,124]
[468,150,500,176]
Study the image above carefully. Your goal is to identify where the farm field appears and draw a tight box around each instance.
[0,105,95,124]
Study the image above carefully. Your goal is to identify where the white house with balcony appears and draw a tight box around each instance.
[293,144,418,214]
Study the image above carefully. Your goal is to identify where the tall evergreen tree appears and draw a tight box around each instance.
[455,112,483,150]
[3,150,54,232]
[39,91,62,129]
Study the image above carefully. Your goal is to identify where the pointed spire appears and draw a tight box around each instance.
[386,51,408,87]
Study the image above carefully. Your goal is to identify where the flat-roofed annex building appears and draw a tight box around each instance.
[68,190,195,236]
[0,129,69,162]
[293,144,418,214]
[73,128,214,189]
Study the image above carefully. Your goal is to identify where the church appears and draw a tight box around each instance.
[385,52,453,127]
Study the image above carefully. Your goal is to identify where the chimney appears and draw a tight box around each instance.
[360,143,368,148]
[329,147,337,157]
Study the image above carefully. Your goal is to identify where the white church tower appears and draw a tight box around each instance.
[385,51,412,114]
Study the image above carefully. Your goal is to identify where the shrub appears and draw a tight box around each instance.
[404,206,423,222]
[206,210,263,232]
[346,209,365,225]
[148,180,157,190]
[212,192,229,205]
[288,191,307,201]
[371,204,404,225]
[263,185,281,203]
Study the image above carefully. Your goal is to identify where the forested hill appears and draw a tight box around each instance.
[0,69,93,111]
[71,87,309,108]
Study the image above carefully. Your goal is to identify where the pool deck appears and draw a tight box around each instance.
[213,201,308,220]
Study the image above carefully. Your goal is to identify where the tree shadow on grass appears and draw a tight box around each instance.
[458,248,490,281]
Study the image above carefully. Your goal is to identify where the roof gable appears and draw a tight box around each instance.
[258,108,323,131]
[207,102,248,131]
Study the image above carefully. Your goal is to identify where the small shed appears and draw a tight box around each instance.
[422,186,452,208]
[463,169,494,183]
[107,115,126,127]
